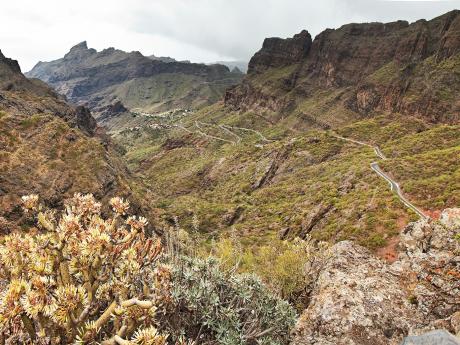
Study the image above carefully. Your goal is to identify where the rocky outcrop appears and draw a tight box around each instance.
[63,41,97,61]
[26,42,243,118]
[225,10,460,125]
[248,30,312,74]
[0,49,155,233]
[0,50,21,75]
[75,105,97,135]
[401,330,460,345]
[299,203,333,239]
[97,100,129,122]
[0,50,97,134]
[395,208,460,324]
[292,240,424,345]
[292,209,460,345]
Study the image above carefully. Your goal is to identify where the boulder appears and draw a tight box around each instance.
[400,330,460,345]
[292,209,460,345]
[291,241,424,345]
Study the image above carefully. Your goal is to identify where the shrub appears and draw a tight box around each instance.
[213,236,329,308]
[0,194,298,344]
[166,256,297,345]
[19,114,42,129]
[0,193,166,344]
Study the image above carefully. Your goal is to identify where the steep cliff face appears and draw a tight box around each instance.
[247,30,312,74]
[26,42,243,117]
[225,10,460,126]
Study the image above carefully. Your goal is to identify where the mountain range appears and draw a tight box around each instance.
[225,10,460,128]
[26,41,243,117]
[92,10,459,249]
[0,8,459,345]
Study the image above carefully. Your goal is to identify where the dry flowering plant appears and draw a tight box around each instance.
[0,193,167,344]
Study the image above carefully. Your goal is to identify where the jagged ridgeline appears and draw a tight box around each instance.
[26,42,243,118]
[226,10,460,127]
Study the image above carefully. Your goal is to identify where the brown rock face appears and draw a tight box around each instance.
[247,30,312,74]
[436,10,460,60]
[226,10,460,125]
[305,21,411,86]
[0,49,154,232]
[0,49,97,135]
[0,50,21,75]
[291,209,460,345]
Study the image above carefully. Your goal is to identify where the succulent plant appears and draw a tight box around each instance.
[0,193,298,344]
[0,193,167,344]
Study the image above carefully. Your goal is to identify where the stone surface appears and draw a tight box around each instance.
[396,209,460,323]
[248,30,312,74]
[292,209,460,345]
[292,241,424,345]
[401,330,460,345]
[451,312,460,335]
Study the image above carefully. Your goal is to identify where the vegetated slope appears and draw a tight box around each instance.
[335,117,460,213]
[26,42,243,118]
[112,110,458,252]
[102,10,460,252]
[0,49,154,231]
[223,10,460,129]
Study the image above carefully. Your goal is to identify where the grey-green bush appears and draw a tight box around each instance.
[167,256,297,345]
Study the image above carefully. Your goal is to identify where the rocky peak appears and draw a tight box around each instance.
[27,42,243,117]
[247,29,312,74]
[64,41,96,61]
[148,54,177,63]
[0,49,21,74]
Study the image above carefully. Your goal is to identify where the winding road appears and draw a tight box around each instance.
[332,134,428,220]
[125,109,274,147]
[220,124,272,143]
[117,109,428,220]
[194,121,236,145]
[196,121,272,145]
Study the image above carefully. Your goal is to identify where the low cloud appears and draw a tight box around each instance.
[0,0,459,71]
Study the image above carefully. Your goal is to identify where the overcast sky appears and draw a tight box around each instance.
[1,0,459,72]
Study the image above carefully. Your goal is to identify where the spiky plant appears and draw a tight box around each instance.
[0,194,167,344]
